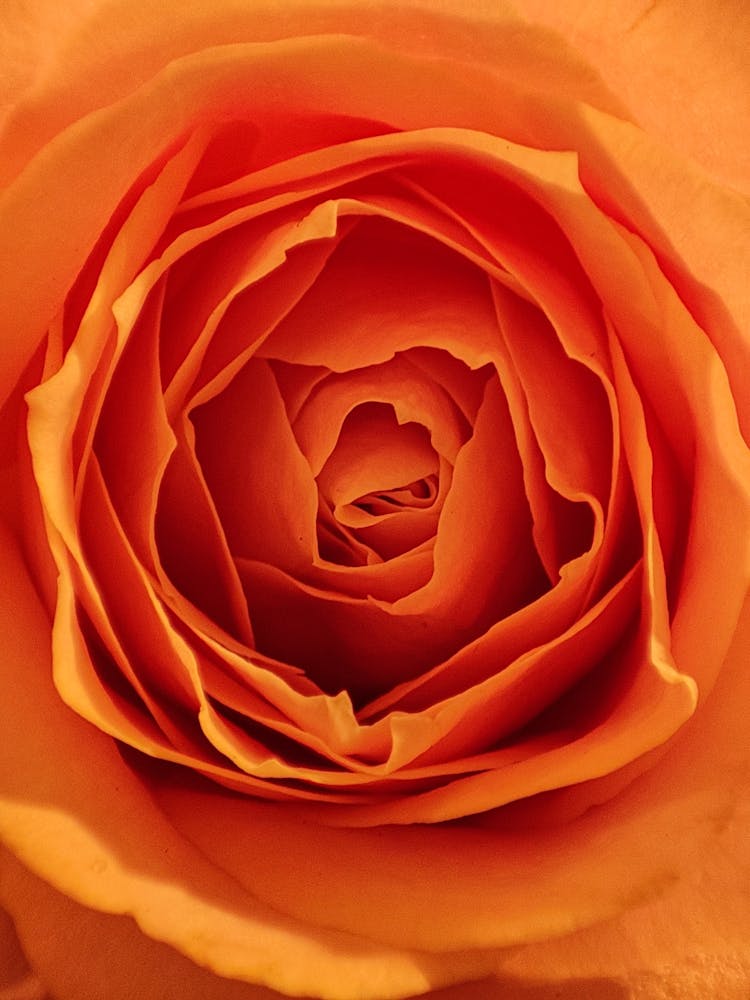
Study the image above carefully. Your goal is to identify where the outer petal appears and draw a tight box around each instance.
[0,849,274,1000]
[0,0,92,122]
[495,593,750,998]
[514,0,750,193]
[0,0,622,182]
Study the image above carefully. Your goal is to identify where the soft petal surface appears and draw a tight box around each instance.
[514,0,750,193]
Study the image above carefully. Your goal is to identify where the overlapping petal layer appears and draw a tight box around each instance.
[23,96,747,824]
[2,3,749,998]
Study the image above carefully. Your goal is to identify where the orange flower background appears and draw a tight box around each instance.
[1,1,749,998]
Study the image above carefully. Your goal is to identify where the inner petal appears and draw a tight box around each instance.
[344,474,438,522]
[292,351,471,474]
[257,215,503,374]
[317,403,438,509]
[316,402,442,565]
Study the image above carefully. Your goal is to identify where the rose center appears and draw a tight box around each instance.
[314,402,442,566]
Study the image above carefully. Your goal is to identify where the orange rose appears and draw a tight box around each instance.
[1,1,748,999]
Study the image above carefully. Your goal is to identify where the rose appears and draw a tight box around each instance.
[0,1,748,999]
[0,5,748,1000]
[0,1,741,1000]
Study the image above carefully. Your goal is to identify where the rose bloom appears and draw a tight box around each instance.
[1,0,749,998]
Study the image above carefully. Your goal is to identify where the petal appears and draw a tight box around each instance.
[515,0,750,192]
[0,849,278,1000]
[575,106,750,442]
[0,0,623,184]
[497,598,750,997]
[258,213,503,374]
[191,356,320,582]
